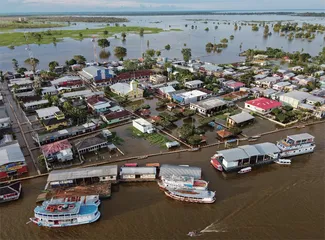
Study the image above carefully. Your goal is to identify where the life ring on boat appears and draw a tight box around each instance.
[57,205,63,211]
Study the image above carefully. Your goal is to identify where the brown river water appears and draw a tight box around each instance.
[0,125,324,240]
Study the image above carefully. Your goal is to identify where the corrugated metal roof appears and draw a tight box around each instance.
[288,133,314,142]
[238,145,261,157]
[254,142,280,155]
[229,112,254,124]
[159,164,201,179]
[47,165,118,182]
[218,148,249,162]
[120,167,156,175]
[36,106,61,118]
[0,141,25,166]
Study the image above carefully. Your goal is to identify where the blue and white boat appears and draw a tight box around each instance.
[30,197,100,227]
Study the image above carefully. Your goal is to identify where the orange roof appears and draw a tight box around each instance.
[216,129,233,138]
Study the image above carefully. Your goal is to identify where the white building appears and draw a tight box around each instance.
[172,90,208,105]
[185,80,204,89]
[23,99,49,110]
[133,118,155,134]
[120,167,156,180]
[35,106,63,120]
[279,91,325,108]
[273,82,291,91]
[41,86,58,96]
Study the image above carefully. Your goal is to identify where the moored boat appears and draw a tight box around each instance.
[238,167,252,174]
[210,157,223,171]
[164,188,215,204]
[0,182,21,203]
[277,133,315,158]
[274,159,291,165]
[158,175,208,191]
[30,198,100,227]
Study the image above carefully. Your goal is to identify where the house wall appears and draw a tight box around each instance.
[44,121,68,131]
[245,103,274,114]
[133,120,154,133]
[222,160,238,168]
[94,69,114,81]
[78,142,108,154]
[140,174,156,179]
[126,88,143,99]
[279,96,302,108]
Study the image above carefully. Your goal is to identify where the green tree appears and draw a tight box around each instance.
[220,38,228,43]
[121,32,126,41]
[252,25,259,31]
[51,95,59,106]
[234,23,238,31]
[12,59,19,70]
[68,59,77,66]
[205,27,209,31]
[24,58,39,72]
[156,50,161,57]
[178,124,194,139]
[35,88,42,96]
[99,50,111,60]
[73,55,86,64]
[181,48,192,62]
[188,134,202,146]
[165,44,171,50]
[103,30,108,35]
[48,61,59,72]
[147,40,150,48]
[264,24,269,37]
[146,49,156,58]
[139,28,144,36]
[79,32,83,38]
[98,38,110,49]
[17,67,27,75]
[182,109,196,117]
[114,46,127,60]
[230,35,234,40]
[63,101,73,112]
[123,59,138,71]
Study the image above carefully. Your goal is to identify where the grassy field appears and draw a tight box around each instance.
[0,21,67,30]
[130,127,169,147]
[0,25,178,47]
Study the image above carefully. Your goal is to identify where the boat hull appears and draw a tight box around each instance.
[30,212,101,228]
[210,159,223,171]
[164,191,215,204]
[279,146,315,157]
[157,180,207,191]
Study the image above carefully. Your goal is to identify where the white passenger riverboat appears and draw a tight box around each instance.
[277,133,315,157]
[158,175,208,191]
[164,188,216,204]
[30,198,100,227]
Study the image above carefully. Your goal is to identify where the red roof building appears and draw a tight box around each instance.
[245,97,282,114]
[40,139,72,158]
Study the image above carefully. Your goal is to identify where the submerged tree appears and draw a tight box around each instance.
[98,38,110,49]
[114,46,127,60]
[165,44,171,50]
[99,50,111,60]
[139,28,144,36]
[181,48,192,62]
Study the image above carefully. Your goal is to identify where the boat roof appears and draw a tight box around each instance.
[287,133,314,141]
[159,164,201,179]
[36,201,81,215]
[120,167,156,175]
[168,189,215,198]
[0,182,21,195]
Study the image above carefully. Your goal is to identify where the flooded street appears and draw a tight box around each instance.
[0,124,324,240]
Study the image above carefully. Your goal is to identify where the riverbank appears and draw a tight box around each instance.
[0,26,179,47]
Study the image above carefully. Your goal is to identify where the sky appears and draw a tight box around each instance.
[1,0,325,13]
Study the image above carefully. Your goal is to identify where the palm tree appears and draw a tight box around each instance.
[24,58,39,72]
[12,59,19,71]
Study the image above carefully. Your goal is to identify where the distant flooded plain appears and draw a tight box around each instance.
[0,14,324,70]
